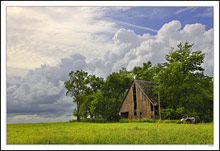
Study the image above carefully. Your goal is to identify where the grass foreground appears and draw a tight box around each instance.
[7,122,213,144]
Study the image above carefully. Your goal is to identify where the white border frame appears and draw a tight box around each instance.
[1,1,219,150]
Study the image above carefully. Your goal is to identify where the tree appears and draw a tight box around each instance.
[99,68,134,121]
[64,70,89,121]
[154,42,213,122]
[64,42,213,123]
[80,75,104,118]
[132,61,154,81]
[64,68,134,122]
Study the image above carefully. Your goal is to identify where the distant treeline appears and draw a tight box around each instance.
[64,42,213,122]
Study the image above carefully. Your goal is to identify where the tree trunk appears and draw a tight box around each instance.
[77,104,80,122]
[77,115,80,121]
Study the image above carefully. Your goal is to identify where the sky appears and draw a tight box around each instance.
[5,6,215,124]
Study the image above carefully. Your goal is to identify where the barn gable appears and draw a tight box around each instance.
[134,80,158,106]
[120,80,159,119]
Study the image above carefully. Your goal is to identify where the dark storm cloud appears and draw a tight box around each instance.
[7,20,214,123]
[7,53,87,118]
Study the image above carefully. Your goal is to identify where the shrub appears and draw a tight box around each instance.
[175,107,185,119]
[69,118,109,123]
[161,108,176,119]
[119,119,130,123]
[119,118,158,123]
[161,107,190,121]
[162,120,180,124]
[80,118,109,123]
[69,119,78,123]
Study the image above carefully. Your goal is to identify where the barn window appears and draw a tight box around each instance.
[134,111,137,116]
[151,103,154,111]
[134,102,137,110]
[121,112,129,119]
[140,112,142,118]
[133,84,137,110]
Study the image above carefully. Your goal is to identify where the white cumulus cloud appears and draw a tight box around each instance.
[7,20,213,123]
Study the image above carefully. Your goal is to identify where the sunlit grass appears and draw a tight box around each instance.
[7,122,213,144]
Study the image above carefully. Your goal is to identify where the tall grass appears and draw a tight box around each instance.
[7,122,213,144]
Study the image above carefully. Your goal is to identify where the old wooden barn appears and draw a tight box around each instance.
[120,80,159,119]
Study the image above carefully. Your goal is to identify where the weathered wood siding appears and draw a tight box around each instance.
[120,81,156,120]
[120,83,134,119]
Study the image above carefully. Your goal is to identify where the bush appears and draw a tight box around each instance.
[161,108,176,119]
[119,118,158,123]
[69,119,78,123]
[175,107,185,119]
[80,118,109,123]
[119,119,130,123]
[162,120,181,124]
[69,118,109,123]
[119,118,184,124]
[161,107,189,121]
[70,118,183,124]
[139,118,158,123]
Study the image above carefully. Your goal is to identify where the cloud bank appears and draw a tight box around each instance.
[7,7,116,70]
[7,19,213,123]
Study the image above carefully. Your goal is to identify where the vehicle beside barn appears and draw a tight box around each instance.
[180,117,196,124]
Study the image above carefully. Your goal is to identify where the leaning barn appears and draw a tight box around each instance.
[120,80,159,119]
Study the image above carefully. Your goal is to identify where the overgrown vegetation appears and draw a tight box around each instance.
[69,118,183,124]
[7,122,213,144]
[64,42,213,122]
[154,42,213,122]
[64,68,133,122]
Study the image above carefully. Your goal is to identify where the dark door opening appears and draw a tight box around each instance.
[134,111,137,119]
[155,106,159,119]
[121,112,129,119]
[133,84,137,111]
[140,112,142,119]
[151,103,154,112]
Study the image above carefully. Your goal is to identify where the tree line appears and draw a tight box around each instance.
[64,42,213,122]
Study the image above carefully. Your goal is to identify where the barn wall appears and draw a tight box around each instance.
[120,81,157,120]
[120,83,134,119]
[136,84,152,119]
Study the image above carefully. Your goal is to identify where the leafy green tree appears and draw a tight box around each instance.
[81,75,104,118]
[99,68,134,121]
[89,91,103,118]
[64,70,89,121]
[132,61,154,81]
[155,42,213,122]
[64,42,213,123]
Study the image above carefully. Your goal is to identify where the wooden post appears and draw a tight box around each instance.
[158,91,161,121]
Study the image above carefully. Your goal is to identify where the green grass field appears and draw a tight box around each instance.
[7,122,213,144]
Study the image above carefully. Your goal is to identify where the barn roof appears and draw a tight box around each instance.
[134,80,158,105]
[120,80,158,109]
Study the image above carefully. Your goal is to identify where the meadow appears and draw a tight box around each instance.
[7,122,213,144]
